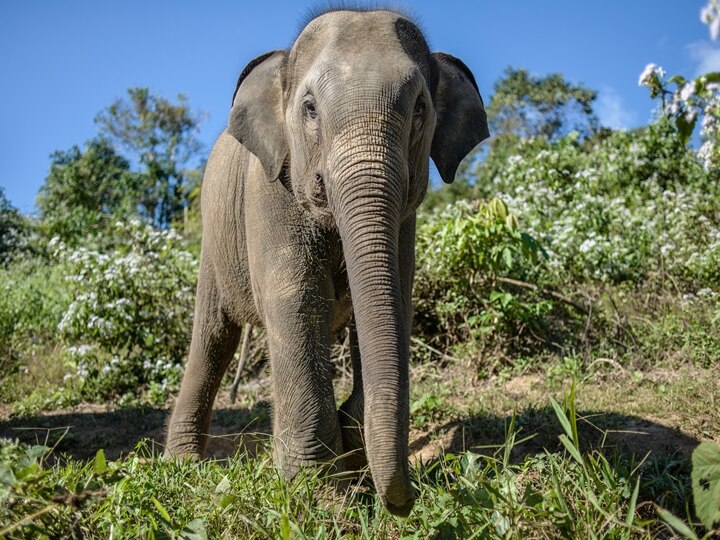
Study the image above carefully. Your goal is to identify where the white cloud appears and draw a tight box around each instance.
[596,87,635,130]
[688,41,720,75]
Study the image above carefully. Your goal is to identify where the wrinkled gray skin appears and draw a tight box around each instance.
[165,9,488,516]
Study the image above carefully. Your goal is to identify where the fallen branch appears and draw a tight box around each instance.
[411,337,462,363]
[496,276,590,314]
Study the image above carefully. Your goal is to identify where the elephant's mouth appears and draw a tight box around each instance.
[385,494,416,517]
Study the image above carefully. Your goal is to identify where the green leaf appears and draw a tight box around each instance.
[655,505,699,540]
[280,513,291,540]
[625,476,640,529]
[669,74,688,86]
[219,494,237,508]
[502,247,513,269]
[675,114,697,146]
[152,496,172,523]
[691,441,720,531]
[93,449,108,475]
[558,434,584,466]
[180,518,208,540]
[701,72,720,84]
[215,475,231,494]
[549,396,573,440]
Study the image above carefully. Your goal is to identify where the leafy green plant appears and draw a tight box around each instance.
[655,442,720,539]
[410,391,447,428]
[415,197,550,355]
[0,256,71,402]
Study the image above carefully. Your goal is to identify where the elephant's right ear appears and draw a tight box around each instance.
[228,50,287,181]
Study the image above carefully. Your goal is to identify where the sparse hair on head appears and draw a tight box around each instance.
[295,2,430,48]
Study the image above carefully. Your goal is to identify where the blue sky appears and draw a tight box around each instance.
[2,1,718,214]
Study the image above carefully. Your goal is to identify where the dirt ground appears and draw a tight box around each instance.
[1,365,715,467]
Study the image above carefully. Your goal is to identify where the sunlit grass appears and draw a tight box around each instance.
[1,385,691,539]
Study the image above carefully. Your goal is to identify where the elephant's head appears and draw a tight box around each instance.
[227,9,489,516]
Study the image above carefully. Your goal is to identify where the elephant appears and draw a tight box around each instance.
[165,8,489,516]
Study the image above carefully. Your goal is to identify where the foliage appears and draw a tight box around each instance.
[691,442,720,532]
[638,7,720,171]
[0,256,71,398]
[487,67,598,141]
[639,63,720,170]
[483,123,718,286]
[36,138,143,243]
[653,442,720,539]
[415,198,550,355]
[0,388,657,539]
[0,188,28,264]
[95,87,204,229]
[53,220,197,403]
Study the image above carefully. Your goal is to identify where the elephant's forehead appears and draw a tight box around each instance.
[289,10,430,81]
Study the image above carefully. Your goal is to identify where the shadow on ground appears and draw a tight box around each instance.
[0,401,272,462]
[408,406,700,466]
[0,400,698,468]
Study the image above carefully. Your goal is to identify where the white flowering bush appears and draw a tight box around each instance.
[54,220,198,402]
[484,123,719,285]
[702,0,720,40]
[639,4,720,170]
[639,65,720,170]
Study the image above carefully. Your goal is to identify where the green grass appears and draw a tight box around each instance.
[1,287,718,538]
[1,383,709,539]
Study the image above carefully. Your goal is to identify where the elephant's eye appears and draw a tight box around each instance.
[413,99,426,120]
[304,100,318,120]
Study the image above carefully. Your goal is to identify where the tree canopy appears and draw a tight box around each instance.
[95,88,203,228]
[487,67,599,141]
[37,138,142,242]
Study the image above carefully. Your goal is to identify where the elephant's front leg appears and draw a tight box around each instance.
[166,258,242,457]
[259,268,344,477]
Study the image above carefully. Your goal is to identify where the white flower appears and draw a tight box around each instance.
[666,96,681,116]
[702,1,720,39]
[680,83,695,102]
[712,15,720,40]
[639,63,661,87]
[579,239,597,253]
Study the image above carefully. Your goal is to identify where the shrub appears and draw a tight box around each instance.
[479,122,719,286]
[54,220,198,403]
[0,256,71,399]
[414,198,550,356]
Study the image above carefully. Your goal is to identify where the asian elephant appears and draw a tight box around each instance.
[165,8,489,516]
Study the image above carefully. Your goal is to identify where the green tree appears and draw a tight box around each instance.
[0,188,27,263]
[95,88,203,228]
[488,67,599,141]
[37,138,142,242]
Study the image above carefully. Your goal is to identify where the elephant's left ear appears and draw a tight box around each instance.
[228,50,287,181]
[430,53,490,184]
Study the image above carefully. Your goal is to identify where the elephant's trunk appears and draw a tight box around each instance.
[329,147,414,516]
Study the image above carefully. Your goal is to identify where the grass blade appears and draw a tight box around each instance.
[655,505,698,540]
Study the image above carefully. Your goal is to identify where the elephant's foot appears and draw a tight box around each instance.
[273,424,346,481]
[164,420,207,459]
[338,397,368,473]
